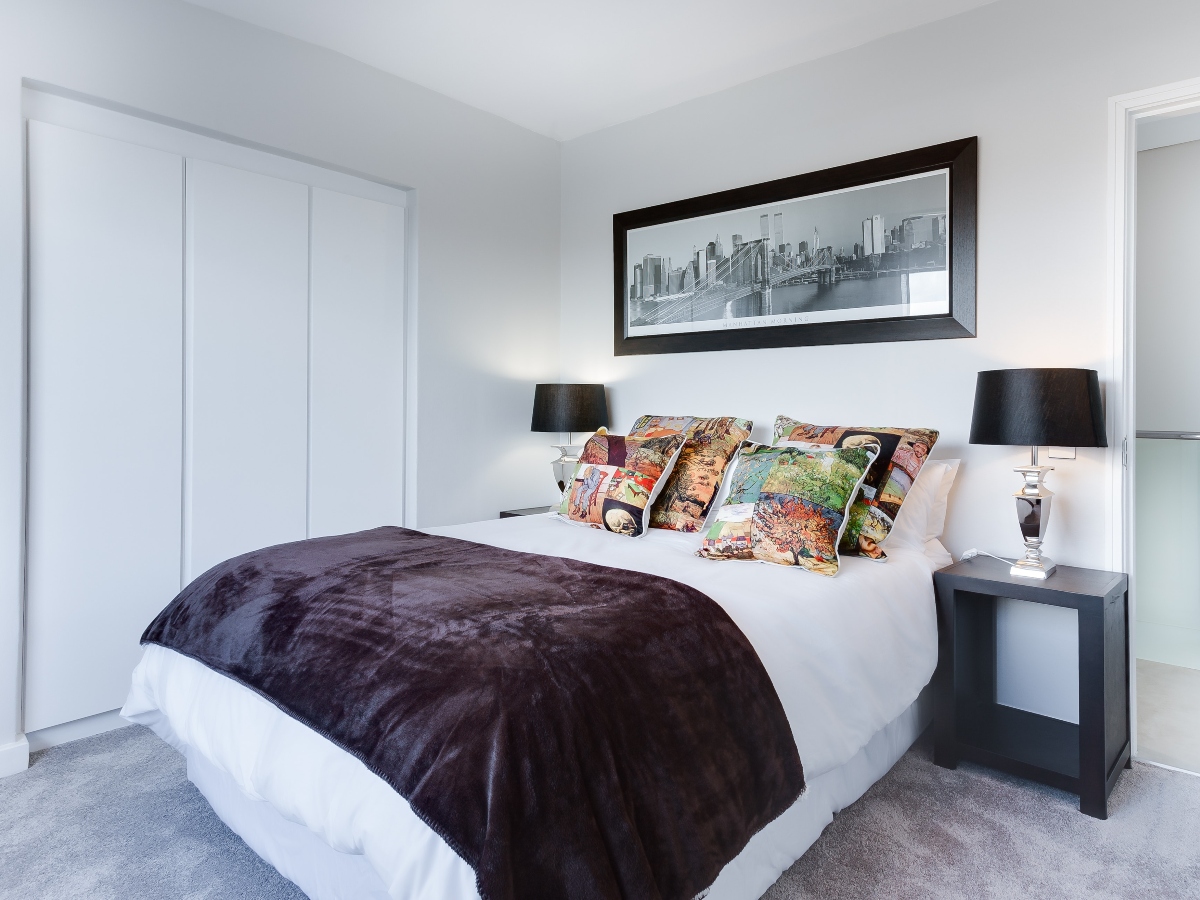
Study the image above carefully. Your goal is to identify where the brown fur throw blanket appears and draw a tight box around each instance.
[143,527,804,900]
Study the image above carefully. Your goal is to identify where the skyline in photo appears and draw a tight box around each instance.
[626,170,949,284]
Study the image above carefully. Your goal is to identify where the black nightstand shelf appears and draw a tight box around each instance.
[499,506,554,518]
[933,556,1130,819]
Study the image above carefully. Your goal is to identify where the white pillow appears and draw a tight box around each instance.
[926,458,960,542]
[887,460,944,548]
[922,538,954,569]
[888,459,960,549]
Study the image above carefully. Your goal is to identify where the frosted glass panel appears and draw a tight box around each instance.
[1137,142,1200,433]
[1136,438,1200,669]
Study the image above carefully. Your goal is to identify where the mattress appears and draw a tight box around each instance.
[123,514,942,899]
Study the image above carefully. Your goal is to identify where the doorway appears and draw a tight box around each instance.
[1112,77,1200,775]
[1133,110,1200,773]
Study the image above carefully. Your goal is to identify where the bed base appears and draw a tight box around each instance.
[184,690,931,900]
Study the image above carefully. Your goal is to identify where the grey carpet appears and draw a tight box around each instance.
[1,725,1198,899]
[0,724,304,900]
[765,735,1200,900]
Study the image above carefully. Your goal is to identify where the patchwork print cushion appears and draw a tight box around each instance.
[556,431,687,537]
[773,417,938,560]
[698,440,879,576]
[629,415,753,533]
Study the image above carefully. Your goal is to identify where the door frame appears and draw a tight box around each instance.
[1107,75,1200,757]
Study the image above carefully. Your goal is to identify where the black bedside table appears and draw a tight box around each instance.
[932,555,1130,819]
[499,506,554,518]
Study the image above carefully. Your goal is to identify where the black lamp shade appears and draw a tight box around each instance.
[969,368,1107,448]
[530,383,608,434]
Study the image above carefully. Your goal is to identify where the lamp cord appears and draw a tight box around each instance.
[959,548,1016,564]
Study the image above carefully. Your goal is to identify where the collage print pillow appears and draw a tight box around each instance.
[628,415,753,533]
[698,440,880,577]
[773,417,939,560]
[557,431,687,537]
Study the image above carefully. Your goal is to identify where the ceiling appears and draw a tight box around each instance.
[1138,107,1200,152]
[184,0,997,142]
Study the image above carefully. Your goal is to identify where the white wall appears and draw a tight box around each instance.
[559,0,1200,720]
[0,0,561,760]
[3,0,1196,762]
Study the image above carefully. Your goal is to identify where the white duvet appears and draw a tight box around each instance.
[123,515,941,899]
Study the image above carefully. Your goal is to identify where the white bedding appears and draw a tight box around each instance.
[123,515,941,899]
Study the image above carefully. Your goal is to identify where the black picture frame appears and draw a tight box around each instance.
[613,137,977,356]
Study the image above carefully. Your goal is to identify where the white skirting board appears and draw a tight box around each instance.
[0,734,30,778]
[26,708,127,753]
[1,707,126,777]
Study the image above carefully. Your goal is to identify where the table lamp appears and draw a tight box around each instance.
[531,383,609,494]
[969,368,1107,579]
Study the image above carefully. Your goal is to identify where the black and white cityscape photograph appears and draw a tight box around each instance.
[624,169,950,339]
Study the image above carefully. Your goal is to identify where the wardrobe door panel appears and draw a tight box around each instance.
[25,122,184,731]
[309,188,406,537]
[185,160,309,581]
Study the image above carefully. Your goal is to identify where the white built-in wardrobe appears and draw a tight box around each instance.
[23,93,408,735]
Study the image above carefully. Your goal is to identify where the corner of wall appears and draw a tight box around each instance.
[403,187,420,528]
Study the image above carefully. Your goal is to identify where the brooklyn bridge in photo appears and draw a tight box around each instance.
[629,208,947,327]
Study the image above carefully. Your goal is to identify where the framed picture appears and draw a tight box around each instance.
[613,137,976,356]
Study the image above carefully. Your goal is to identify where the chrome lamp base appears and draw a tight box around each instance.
[1011,553,1057,580]
[1010,461,1057,579]
[550,443,583,496]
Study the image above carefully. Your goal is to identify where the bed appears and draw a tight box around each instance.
[122,512,945,900]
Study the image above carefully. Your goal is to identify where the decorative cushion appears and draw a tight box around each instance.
[773,417,939,560]
[698,440,880,576]
[556,431,687,537]
[629,415,753,533]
